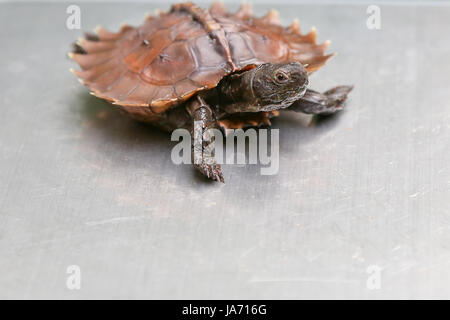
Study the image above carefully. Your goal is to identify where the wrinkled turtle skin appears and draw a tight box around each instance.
[70,2,353,182]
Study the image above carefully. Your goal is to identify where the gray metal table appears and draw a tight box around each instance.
[1,1,450,299]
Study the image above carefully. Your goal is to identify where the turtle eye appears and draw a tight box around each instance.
[274,70,289,84]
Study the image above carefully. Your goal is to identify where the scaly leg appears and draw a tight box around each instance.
[186,95,224,183]
[288,86,353,115]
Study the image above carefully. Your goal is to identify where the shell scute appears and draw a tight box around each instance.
[102,71,142,100]
[124,28,174,74]
[173,20,206,40]
[174,78,201,99]
[152,86,176,104]
[143,41,196,85]
[118,82,156,106]
[188,67,227,89]
[245,31,289,62]
[192,35,229,69]
[227,32,257,67]
[90,66,127,93]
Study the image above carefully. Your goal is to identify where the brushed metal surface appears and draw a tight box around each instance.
[0,2,449,299]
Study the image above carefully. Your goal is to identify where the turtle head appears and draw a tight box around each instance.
[251,62,308,111]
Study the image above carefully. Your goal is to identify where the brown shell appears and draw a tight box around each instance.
[70,2,333,120]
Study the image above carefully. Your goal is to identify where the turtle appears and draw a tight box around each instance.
[69,1,353,183]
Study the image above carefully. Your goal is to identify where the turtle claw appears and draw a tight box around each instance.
[323,85,353,112]
[195,163,225,183]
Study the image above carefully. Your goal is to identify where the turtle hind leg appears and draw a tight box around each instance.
[289,85,353,115]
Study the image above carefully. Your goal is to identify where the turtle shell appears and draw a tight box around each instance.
[70,2,333,121]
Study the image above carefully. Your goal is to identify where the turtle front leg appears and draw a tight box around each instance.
[288,86,353,115]
[186,95,224,183]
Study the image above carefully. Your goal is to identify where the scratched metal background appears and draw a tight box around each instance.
[1,0,450,299]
